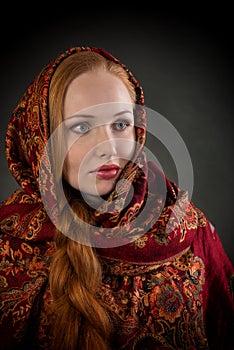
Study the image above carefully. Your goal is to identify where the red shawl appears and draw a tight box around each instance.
[0,46,233,349]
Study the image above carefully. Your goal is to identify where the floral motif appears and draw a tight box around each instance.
[98,249,208,349]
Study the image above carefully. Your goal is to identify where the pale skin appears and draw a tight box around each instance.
[63,70,136,205]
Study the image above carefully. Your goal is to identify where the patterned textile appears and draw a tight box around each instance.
[0,47,233,349]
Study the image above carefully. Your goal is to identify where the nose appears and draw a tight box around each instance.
[94,126,117,159]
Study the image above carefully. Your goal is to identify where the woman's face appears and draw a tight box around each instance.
[63,70,136,203]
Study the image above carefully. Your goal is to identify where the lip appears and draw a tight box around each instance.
[92,164,120,180]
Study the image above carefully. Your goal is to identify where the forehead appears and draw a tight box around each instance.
[67,102,134,119]
[64,70,132,118]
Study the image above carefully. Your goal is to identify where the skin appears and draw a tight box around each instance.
[63,70,136,205]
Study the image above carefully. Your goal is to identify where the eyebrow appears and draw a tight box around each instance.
[66,110,133,120]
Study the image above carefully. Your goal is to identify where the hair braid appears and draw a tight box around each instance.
[49,198,111,349]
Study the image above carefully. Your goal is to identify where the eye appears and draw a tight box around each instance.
[112,120,131,131]
[71,122,90,134]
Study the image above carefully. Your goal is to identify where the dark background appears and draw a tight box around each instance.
[0,6,233,262]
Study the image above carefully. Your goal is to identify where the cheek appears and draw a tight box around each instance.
[125,143,135,159]
[63,145,85,180]
[119,131,136,159]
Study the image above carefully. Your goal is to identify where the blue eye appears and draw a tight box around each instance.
[72,123,90,134]
[113,121,130,131]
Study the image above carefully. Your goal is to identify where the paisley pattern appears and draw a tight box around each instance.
[0,47,234,349]
[97,249,208,350]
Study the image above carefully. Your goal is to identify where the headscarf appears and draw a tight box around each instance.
[0,46,203,263]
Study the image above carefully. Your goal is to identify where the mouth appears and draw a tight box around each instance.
[91,164,120,180]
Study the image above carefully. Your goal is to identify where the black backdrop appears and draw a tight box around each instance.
[0,7,233,263]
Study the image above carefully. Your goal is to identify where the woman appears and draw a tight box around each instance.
[0,47,233,350]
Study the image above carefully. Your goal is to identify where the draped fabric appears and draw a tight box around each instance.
[0,47,233,349]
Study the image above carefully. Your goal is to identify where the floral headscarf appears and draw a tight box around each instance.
[0,46,203,261]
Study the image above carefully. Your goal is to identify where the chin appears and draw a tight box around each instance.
[98,187,115,197]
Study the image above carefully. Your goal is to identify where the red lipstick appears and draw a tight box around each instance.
[94,164,120,180]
